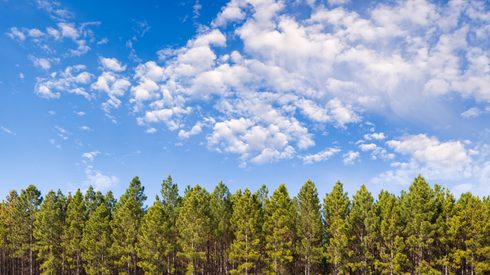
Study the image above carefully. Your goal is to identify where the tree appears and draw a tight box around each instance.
[111,176,147,274]
[348,185,377,273]
[401,176,438,274]
[449,193,490,274]
[177,185,210,274]
[229,189,262,274]
[63,189,86,274]
[262,184,296,274]
[375,191,408,274]
[137,197,171,274]
[34,190,66,274]
[11,185,42,275]
[161,175,181,273]
[209,181,233,274]
[324,181,350,274]
[295,180,324,275]
[82,196,113,275]
[433,185,455,275]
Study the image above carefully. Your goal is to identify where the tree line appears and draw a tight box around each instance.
[0,175,489,275]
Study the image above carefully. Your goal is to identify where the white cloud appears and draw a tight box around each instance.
[76,111,86,116]
[1,126,16,135]
[360,143,377,152]
[80,125,92,131]
[343,151,359,165]
[6,27,26,41]
[31,57,51,70]
[84,165,118,191]
[146,127,157,134]
[178,122,202,139]
[35,65,93,99]
[302,147,340,164]
[99,57,126,72]
[82,150,100,161]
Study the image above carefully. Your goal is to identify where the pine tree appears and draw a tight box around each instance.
[433,185,455,275]
[34,190,66,274]
[11,185,42,275]
[262,184,295,274]
[324,181,350,275]
[375,191,408,274]
[294,180,324,275]
[348,184,377,273]
[401,176,438,274]
[82,196,113,275]
[209,181,233,274]
[0,190,18,274]
[111,176,147,274]
[450,193,490,274]
[229,189,262,274]
[136,196,171,274]
[161,175,181,273]
[63,189,86,274]
[177,185,210,274]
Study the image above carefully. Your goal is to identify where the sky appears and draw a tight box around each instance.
[0,0,489,200]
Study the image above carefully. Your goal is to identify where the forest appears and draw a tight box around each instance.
[0,175,489,275]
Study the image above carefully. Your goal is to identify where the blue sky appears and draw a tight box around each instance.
[0,0,489,200]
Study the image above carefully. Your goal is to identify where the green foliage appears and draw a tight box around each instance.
[0,175,489,275]
[176,185,210,274]
[348,185,377,273]
[263,184,296,274]
[63,189,86,274]
[229,189,262,274]
[110,176,147,274]
[137,198,171,274]
[324,181,350,274]
[34,190,66,274]
[295,179,324,275]
[81,196,113,275]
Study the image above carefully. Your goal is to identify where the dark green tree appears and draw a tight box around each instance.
[34,190,66,274]
[348,185,377,273]
[229,189,262,274]
[324,181,350,275]
[63,189,86,274]
[82,196,113,275]
[295,180,324,275]
[375,191,408,274]
[136,197,171,274]
[176,185,210,274]
[263,184,296,274]
[209,181,233,274]
[110,176,147,274]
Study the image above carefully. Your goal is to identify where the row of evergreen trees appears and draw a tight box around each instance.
[0,175,489,275]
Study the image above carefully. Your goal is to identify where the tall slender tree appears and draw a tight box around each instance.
[63,189,86,274]
[177,185,210,274]
[401,175,438,274]
[34,190,66,274]
[263,184,296,274]
[111,176,147,274]
[161,175,181,273]
[375,191,408,274]
[295,180,324,275]
[12,185,42,275]
[82,195,113,275]
[348,185,377,273]
[136,196,171,274]
[209,181,233,274]
[229,189,262,274]
[324,181,350,275]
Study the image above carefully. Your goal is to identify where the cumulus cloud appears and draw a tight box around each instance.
[82,150,100,161]
[343,151,359,165]
[302,147,340,164]
[373,134,476,186]
[99,57,126,72]
[84,165,118,191]
[35,65,93,99]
